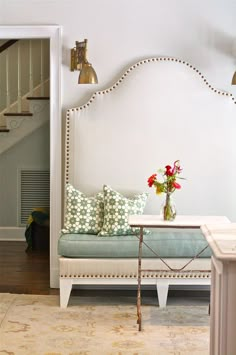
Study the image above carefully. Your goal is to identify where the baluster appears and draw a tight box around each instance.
[0,55,0,114]
[0,55,2,127]
[29,40,33,96]
[17,41,22,112]
[40,39,44,96]
[6,51,10,112]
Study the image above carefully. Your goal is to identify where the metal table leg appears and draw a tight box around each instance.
[137,226,143,331]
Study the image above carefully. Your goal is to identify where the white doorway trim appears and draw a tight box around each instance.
[0,25,62,288]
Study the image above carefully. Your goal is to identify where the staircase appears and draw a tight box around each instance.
[0,39,50,154]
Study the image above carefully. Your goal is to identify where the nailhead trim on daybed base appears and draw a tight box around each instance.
[59,257,211,308]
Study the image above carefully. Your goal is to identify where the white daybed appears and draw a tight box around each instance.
[58,57,236,308]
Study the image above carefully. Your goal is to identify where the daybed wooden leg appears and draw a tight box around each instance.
[156,280,169,308]
[60,278,73,308]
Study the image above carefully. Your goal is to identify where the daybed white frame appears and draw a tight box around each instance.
[60,257,211,308]
[59,57,236,308]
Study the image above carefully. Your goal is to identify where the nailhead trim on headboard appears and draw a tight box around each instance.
[69,57,236,113]
[65,56,236,183]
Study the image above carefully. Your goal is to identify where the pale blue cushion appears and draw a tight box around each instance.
[58,229,211,258]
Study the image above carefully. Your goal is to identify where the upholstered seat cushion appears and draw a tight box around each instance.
[58,229,212,258]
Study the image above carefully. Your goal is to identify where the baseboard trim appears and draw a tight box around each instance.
[0,227,25,241]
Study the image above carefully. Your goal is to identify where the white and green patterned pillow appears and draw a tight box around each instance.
[62,183,104,234]
[99,185,148,236]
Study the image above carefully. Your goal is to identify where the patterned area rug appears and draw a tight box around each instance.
[0,293,209,355]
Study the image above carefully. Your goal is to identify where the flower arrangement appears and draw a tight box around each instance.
[147,160,184,221]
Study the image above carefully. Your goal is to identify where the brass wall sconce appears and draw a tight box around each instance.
[71,39,98,84]
[232,71,236,85]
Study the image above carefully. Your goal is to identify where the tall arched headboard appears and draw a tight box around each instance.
[66,57,236,221]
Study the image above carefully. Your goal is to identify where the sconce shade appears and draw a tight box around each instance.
[78,62,98,84]
[232,71,236,85]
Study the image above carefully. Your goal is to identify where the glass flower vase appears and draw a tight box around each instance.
[161,193,176,221]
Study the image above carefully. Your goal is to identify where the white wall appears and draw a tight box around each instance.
[0,0,236,112]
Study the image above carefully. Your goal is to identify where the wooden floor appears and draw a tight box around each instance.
[0,241,57,295]
[0,241,210,303]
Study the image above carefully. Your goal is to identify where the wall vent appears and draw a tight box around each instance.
[19,169,50,225]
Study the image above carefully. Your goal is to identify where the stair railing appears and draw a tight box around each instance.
[0,39,49,131]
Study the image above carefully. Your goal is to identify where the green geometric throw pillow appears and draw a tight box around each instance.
[99,185,148,236]
[62,183,104,234]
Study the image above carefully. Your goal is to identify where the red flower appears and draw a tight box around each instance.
[172,181,181,189]
[165,165,174,176]
[147,174,157,187]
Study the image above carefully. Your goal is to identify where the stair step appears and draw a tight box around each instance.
[4,112,33,117]
[27,96,50,100]
[0,128,10,132]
